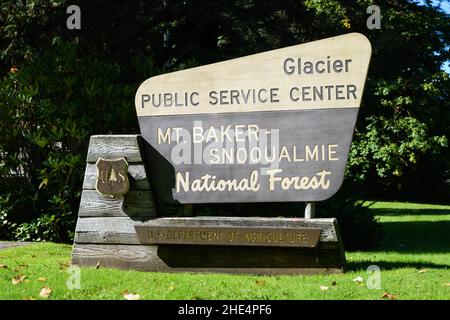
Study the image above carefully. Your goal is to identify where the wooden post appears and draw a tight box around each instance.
[305,202,315,219]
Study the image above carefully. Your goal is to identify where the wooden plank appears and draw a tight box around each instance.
[78,190,156,217]
[333,218,346,262]
[135,225,322,248]
[74,217,150,244]
[86,135,143,163]
[74,216,338,244]
[155,244,345,271]
[71,243,344,274]
[141,217,338,242]
[71,244,168,271]
[82,163,150,190]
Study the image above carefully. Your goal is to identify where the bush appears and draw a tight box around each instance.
[0,42,140,242]
[347,115,449,200]
[0,38,193,242]
[318,197,382,251]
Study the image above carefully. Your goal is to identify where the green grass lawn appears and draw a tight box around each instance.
[0,201,449,300]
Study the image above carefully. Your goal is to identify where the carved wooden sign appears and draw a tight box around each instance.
[95,157,129,197]
[135,225,322,248]
[135,33,371,203]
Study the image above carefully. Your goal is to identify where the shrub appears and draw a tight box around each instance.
[318,197,383,251]
[0,42,139,241]
[347,115,449,200]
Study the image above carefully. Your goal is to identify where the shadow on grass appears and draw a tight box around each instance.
[376,220,450,254]
[346,260,449,271]
[371,208,450,216]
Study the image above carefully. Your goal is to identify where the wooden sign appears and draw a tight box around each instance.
[95,157,129,197]
[135,33,371,203]
[135,225,322,248]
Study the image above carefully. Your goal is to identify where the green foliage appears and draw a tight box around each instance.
[0,41,147,241]
[348,116,448,193]
[0,194,15,238]
[0,0,67,71]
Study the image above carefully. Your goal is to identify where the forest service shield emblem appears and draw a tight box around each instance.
[95,157,130,197]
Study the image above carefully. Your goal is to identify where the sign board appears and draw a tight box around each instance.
[135,225,322,248]
[135,33,371,204]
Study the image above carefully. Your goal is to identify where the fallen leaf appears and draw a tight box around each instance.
[58,260,70,270]
[331,281,337,286]
[124,293,141,300]
[169,282,176,291]
[417,269,427,274]
[37,277,46,282]
[13,266,27,272]
[39,286,52,299]
[353,276,364,283]
[443,283,450,287]
[381,292,397,300]
[320,285,329,291]
[0,264,8,269]
[12,275,27,285]
[95,261,100,269]
[255,280,266,286]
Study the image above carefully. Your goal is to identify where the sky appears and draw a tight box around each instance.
[436,1,449,73]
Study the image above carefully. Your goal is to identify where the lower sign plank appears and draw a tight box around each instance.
[134,225,322,248]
